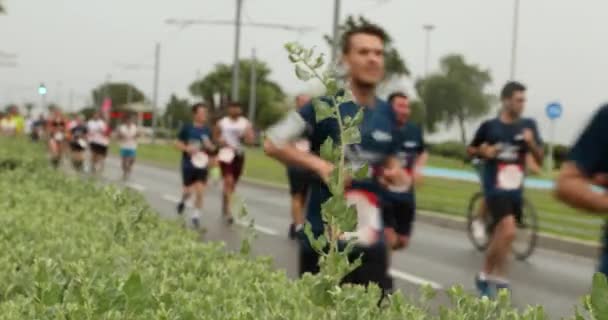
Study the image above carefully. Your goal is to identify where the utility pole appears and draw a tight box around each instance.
[331,0,341,65]
[423,24,435,76]
[247,48,257,123]
[152,42,161,142]
[509,0,521,80]
[231,0,243,102]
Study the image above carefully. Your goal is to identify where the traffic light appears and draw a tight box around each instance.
[38,83,47,96]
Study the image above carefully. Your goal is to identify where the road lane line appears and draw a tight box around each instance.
[236,220,279,236]
[389,269,443,290]
[126,183,146,192]
[162,194,181,204]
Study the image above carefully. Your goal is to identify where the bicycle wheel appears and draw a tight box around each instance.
[466,191,489,252]
[512,198,539,261]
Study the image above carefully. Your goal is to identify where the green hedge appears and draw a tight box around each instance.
[0,137,606,319]
[427,141,468,161]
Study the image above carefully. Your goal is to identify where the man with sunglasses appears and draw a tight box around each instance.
[468,81,544,297]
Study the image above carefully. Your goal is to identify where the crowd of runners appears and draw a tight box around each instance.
[4,22,608,302]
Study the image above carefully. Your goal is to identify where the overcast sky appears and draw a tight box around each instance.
[1,0,607,144]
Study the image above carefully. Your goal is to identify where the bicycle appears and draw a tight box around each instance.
[465,158,539,261]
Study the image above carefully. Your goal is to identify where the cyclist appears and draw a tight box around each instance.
[87,112,110,174]
[176,103,217,228]
[47,107,68,168]
[468,81,544,297]
[555,105,608,277]
[117,113,139,181]
[214,101,255,224]
[265,24,406,292]
[67,114,88,172]
[286,94,312,239]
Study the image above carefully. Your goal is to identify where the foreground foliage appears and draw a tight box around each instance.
[0,138,606,319]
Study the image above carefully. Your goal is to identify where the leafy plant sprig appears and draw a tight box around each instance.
[285,42,372,285]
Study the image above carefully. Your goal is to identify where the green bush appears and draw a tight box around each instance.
[0,137,606,319]
[427,140,468,161]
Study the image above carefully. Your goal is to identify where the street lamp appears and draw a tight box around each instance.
[38,83,47,111]
[423,24,435,76]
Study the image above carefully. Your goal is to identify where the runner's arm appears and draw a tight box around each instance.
[555,163,608,213]
[175,126,194,154]
[213,122,227,147]
[242,122,256,145]
[264,107,333,182]
[555,106,608,214]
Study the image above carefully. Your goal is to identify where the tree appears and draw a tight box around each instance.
[0,1,5,14]
[189,59,286,128]
[91,83,146,111]
[416,54,495,143]
[163,94,190,129]
[324,15,410,81]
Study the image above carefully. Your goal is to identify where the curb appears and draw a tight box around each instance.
[241,177,600,259]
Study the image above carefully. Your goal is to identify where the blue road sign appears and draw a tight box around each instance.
[546,102,562,120]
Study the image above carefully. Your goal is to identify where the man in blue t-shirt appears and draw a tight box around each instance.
[468,81,544,297]
[556,105,608,277]
[175,103,216,228]
[382,92,428,251]
[265,24,407,290]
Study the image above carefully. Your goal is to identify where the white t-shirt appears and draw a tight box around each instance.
[218,116,250,151]
[118,123,138,150]
[87,119,109,146]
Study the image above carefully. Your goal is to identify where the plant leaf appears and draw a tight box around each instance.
[313,99,334,122]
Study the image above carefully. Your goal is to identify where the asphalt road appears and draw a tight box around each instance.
[101,158,597,318]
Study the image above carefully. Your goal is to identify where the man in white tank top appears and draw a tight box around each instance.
[214,101,255,223]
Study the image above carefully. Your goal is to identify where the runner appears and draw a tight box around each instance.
[286,94,312,239]
[214,101,255,224]
[555,105,608,277]
[265,24,405,291]
[468,81,544,297]
[175,103,216,228]
[117,113,139,181]
[46,107,68,168]
[31,115,46,141]
[67,114,88,172]
[0,106,20,136]
[382,92,428,250]
[87,112,110,174]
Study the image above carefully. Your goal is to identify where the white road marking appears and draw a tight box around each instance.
[162,194,279,236]
[162,194,181,204]
[236,220,279,236]
[126,183,146,192]
[389,268,443,290]
[161,193,441,289]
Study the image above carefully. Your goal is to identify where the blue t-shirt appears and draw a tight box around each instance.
[382,122,426,203]
[178,123,212,169]
[470,117,542,197]
[298,98,400,236]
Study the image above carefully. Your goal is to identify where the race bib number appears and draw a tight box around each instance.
[294,139,310,152]
[54,132,64,141]
[497,163,524,190]
[191,152,209,169]
[218,147,236,164]
[340,190,382,247]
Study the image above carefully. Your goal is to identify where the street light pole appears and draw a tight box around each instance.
[331,0,341,65]
[152,42,161,142]
[248,48,257,123]
[423,24,435,76]
[510,0,520,80]
[231,0,243,102]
